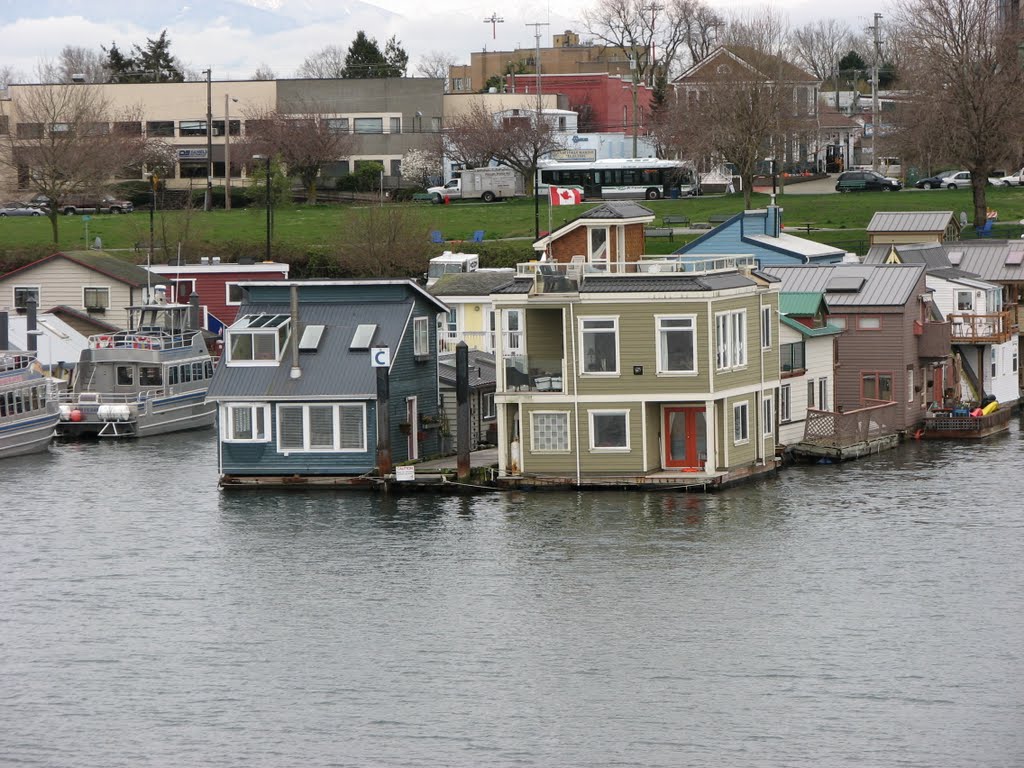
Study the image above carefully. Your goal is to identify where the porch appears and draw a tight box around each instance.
[948,311,1016,344]
[789,400,901,462]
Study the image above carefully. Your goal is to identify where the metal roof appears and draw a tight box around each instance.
[579,201,656,220]
[206,298,419,401]
[866,241,1024,282]
[438,350,496,389]
[0,250,167,288]
[863,243,953,269]
[779,291,827,316]
[762,264,926,307]
[779,315,843,337]
[866,211,957,233]
[429,271,516,296]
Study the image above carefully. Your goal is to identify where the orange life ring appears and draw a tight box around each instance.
[97,335,113,349]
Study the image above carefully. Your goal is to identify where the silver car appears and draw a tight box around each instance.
[0,202,46,217]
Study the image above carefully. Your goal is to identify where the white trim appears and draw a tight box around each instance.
[225,282,244,306]
[81,285,111,310]
[733,400,750,445]
[221,402,272,443]
[529,409,572,453]
[578,315,620,375]
[275,402,368,454]
[12,284,41,309]
[587,408,631,452]
[654,313,698,375]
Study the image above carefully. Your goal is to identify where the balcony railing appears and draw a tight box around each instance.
[948,311,1015,344]
[516,254,758,292]
[438,330,495,354]
[502,354,565,393]
[802,400,898,448]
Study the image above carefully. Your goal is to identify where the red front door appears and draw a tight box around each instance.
[664,407,707,470]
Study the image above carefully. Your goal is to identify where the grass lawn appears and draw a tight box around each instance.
[3,186,1023,264]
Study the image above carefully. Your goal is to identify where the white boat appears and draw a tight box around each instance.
[56,303,216,439]
[0,352,61,458]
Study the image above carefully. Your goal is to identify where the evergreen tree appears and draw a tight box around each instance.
[104,30,183,83]
[342,31,407,78]
[383,36,408,77]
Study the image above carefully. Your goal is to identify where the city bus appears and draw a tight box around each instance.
[537,158,693,200]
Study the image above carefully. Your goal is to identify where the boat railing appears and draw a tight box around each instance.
[88,331,200,351]
[56,388,165,406]
[0,353,37,374]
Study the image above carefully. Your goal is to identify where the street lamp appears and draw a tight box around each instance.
[144,172,157,293]
[252,154,271,261]
[225,95,238,210]
[203,68,213,211]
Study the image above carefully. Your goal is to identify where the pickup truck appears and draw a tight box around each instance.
[30,194,134,215]
[427,167,523,203]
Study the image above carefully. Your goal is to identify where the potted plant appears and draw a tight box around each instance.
[398,422,412,435]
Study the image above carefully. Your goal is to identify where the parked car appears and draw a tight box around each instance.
[835,170,902,192]
[0,202,45,217]
[991,167,1024,186]
[915,171,955,190]
[57,195,134,215]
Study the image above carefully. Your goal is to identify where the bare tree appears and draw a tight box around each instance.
[790,20,853,82]
[241,102,358,203]
[251,63,276,81]
[336,206,432,277]
[415,51,456,89]
[0,85,152,242]
[0,65,22,87]
[894,0,1024,225]
[669,0,725,70]
[721,8,791,57]
[297,46,347,79]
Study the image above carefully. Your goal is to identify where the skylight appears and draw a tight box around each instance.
[350,324,377,350]
[825,276,865,293]
[299,324,326,352]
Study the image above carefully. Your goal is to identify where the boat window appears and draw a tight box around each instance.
[140,367,162,386]
[168,366,179,385]
[116,366,134,386]
[192,362,205,380]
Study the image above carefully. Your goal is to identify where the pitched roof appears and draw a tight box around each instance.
[0,250,166,288]
[675,45,816,84]
[429,271,516,297]
[532,200,655,251]
[762,264,926,307]
[863,243,952,269]
[438,350,496,389]
[779,315,843,337]
[866,211,958,233]
[779,292,827,316]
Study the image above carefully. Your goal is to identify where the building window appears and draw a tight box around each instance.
[763,396,774,436]
[146,121,175,137]
[18,123,43,139]
[413,316,430,357]
[13,286,39,312]
[327,117,350,134]
[857,316,881,330]
[907,368,915,402]
[114,121,142,135]
[733,401,749,444]
[656,316,696,373]
[716,310,747,370]
[503,309,523,353]
[531,411,570,452]
[226,314,291,365]
[389,117,401,134]
[1013,344,1019,374]
[430,117,442,132]
[223,403,271,442]
[83,286,109,311]
[390,159,401,176]
[780,384,791,422]
[589,410,629,450]
[276,403,367,453]
[179,120,208,137]
[483,392,496,419]
[761,305,773,348]
[226,283,244,305]
[580,317,618,374]
[830,317,847,330]
[991,349,997,378]
[780,341,805,372]
[818,377,829,411]
[807,379,815,409]
[354,117,384,134]
[861,372,894,402]
[956,290,974,311]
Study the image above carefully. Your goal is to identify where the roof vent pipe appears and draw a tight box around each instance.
[289,284,302,380]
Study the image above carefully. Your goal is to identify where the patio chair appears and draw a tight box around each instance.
[429,230,445,244]
[470,230,485,243]
[975,219,994,238]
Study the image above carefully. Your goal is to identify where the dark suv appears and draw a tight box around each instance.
[59,195,134,215]
[835,170,902,192]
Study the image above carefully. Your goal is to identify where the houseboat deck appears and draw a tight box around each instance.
[921,409,1012,439]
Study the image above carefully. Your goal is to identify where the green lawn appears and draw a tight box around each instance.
[3,187,1022,268]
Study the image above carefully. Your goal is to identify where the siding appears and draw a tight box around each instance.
[777,328,836,445]
[1,261,136,329]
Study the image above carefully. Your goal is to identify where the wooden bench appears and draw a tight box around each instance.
[644,227,674,241]
[662,214,690,227]
[708,214,733,225]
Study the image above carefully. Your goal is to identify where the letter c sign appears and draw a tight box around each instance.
[371,347,390,368]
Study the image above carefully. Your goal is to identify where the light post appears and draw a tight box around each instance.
[144,172,157,292]
[253,154,272,261]
[225,94,238,210]
[203,68,213,211]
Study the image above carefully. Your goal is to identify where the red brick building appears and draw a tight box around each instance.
[505,73,654,135]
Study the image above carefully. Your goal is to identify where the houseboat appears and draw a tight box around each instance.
[55,302,216,439]
[0,352,60,459]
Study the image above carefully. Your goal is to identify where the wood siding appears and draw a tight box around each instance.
[0,261,138,329]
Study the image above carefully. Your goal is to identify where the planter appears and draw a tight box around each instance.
[399,422,412,435]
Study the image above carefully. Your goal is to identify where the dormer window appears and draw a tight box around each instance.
[226,313,291,366]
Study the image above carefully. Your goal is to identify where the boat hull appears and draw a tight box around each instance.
[56,394,215,440]
[0,410,60,459]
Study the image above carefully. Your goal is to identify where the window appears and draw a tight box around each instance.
[733,402,749,444]
[590,410,629,450]
[956,290,974,311]
[589,227,609,268]
[780,384,791,422]
[862,372,894,402]
[13,286,39,312]
[656,316,696,373]
[0,115,8,135]
[1013,344,1019,374]
[147,121,175,137]
[780,341,805,372]
[807,380,815,409]
[830,317,848,330]
[531,411,570,452]
[114,121,142,135]
[763,397,773,436]
[483,392,496,419]
[179,120,208,137]
[907,368,915,402]
[226,283,244,305]
[354,117,383,134]
[18,123,43,139]
[761,305,773,348]
[223,403,271,442]
[857,316,881,330]
[276,403,367,452]
[817,378,829,411]
[140,367,161,386]
[716,310,747,370]
[226,314,291,365]
[430,117,442,132]
[83,286,109,311]
[991,350,997,378]
[390,117,401,134]
[503,309,523,353]
[580,317,618,374]
[327,117,349,134]
[413,316,430,357]
[116,366,134,386]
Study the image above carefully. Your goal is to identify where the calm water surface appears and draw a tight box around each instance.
[1,423,1023,767]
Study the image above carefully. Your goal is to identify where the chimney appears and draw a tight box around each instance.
[289,284,301,379]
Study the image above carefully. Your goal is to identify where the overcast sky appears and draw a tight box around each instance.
[2,0,882,83]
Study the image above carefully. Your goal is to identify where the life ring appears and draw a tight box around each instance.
[97,335,113,349]
[137,336,152,349]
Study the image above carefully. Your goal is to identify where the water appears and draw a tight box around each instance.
[2,424,1023,767]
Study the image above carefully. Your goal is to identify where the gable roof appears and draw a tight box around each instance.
[0,251,166,288]
[429,271,516,297]
[866,211,958,234]
[675,45,816,84]
[532,200,655,252]
[438,350,496,389]
[863,243,952,269]
[762,264,926,307]
[779,291,828,317]
[866,240,1024,282]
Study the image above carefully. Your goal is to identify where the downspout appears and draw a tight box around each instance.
[757,292,765,466]
[289,284,301,379]
[570,301,581,485]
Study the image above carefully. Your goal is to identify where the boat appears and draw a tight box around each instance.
[0,352,61,458]
[55,302,216,439]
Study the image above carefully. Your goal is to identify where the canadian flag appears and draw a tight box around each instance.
[549,185,582,206]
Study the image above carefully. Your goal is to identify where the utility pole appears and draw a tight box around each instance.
[526,21,549,239]
[868,13,882,173]
[203,68,213,211]
[484,13,504,39]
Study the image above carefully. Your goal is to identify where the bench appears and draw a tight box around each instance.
[708,214,733,225]
[662,214,690,227]
[644,227,674,241]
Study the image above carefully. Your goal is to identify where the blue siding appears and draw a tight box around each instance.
[248,283,414,304]
[676,210,839,267]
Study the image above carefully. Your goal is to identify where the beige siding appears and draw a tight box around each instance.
[0,261,136,329]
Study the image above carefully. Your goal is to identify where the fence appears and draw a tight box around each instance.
[803,400,898,448]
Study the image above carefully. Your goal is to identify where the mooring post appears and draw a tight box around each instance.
[375,358,392,480]
[456,341,470,481]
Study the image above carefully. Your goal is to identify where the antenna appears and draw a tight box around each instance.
[484,13,504,39]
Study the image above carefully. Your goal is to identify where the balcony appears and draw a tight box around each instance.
[438,330,495,354]
[915,320,950,359]
[948,311,1015,344]
[502,354,565,393]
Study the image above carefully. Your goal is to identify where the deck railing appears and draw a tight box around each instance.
[924,408,1012,433]
[948,311,1015,344]
[802,400,898,448]
[438,330,495,354]
[501,354,565,393]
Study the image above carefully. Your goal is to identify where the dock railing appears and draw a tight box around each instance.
[802,400,898,448]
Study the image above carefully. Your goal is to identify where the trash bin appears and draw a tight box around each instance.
[670,186,680,199]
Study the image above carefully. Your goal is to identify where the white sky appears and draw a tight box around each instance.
[2,0,882,83]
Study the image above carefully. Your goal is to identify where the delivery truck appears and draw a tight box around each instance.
[427,167,524,203]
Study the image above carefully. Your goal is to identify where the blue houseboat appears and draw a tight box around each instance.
[206,279,449,486]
